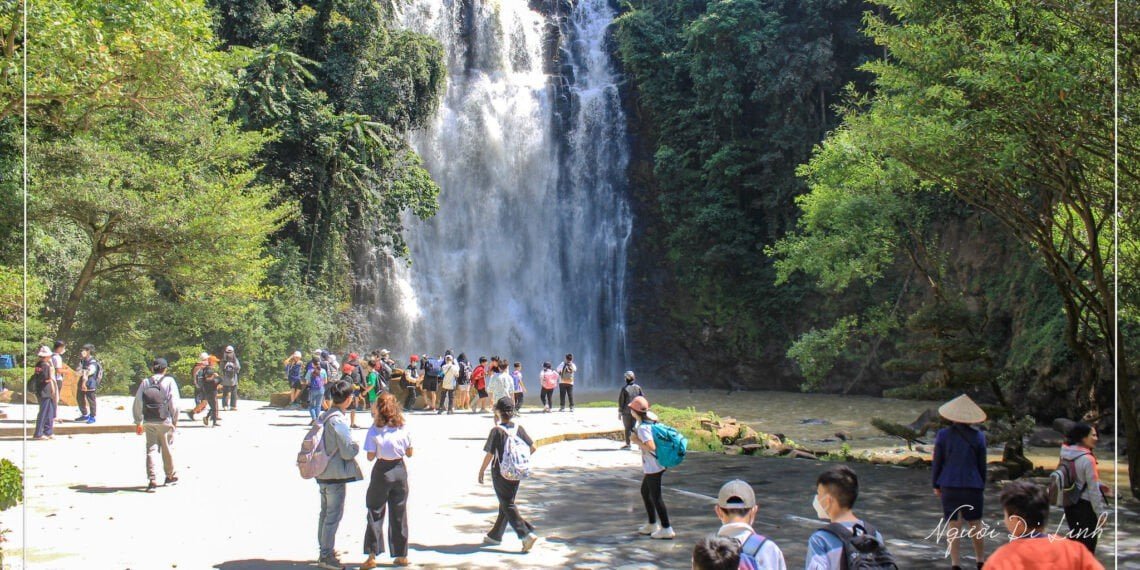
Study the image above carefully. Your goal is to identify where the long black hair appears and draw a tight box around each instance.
[1066,422,1094,446]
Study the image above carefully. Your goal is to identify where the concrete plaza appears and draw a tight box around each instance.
[0,396,1135,569]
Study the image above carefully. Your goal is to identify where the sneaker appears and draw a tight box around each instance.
[521,532,539,553]
[650,527,676,540]
[558,408,565,412]
[186,411,195,421]
[482,534,501,546]
[203,416,209,426]
[85,417,95,424]
[637,522,660,535]
[316,557,344,570]
[620,444,631,450]
[164,476,178,486]
[74,415,89,422]
[146,481,157,493]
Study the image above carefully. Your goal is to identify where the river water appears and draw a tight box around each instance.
[579,388,944,450]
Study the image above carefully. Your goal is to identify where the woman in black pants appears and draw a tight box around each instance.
[478,397,540,553]
[629,396,674,539]
[361,393,413,568]
[1060,422,1111,553]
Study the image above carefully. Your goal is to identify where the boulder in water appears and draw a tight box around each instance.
[799,418,829,425]
[717,425,740,442]
[834,431,852,442]
[740,444,764,455]
[723,445,743,456]
[1028,427,1065,448]
[906,408,942,436]
[790,450,818,460]
[736,436,759,447]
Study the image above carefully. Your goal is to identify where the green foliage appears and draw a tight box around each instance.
[0,458,21,512]
[787,315,856,391]
[615,0,876,366]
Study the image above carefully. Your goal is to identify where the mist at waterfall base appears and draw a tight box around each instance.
[354,0,632,387]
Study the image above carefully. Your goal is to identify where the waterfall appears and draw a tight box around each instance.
[358,0,631,386]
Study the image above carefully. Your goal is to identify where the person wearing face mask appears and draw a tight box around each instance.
[806,465,895,570]
[712,479,786,569]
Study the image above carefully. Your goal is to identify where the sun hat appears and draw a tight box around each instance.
[199,352,210,360]
[36,346,51,357]
[628,395,659,421]
[381,349,391,357]
[939,394,987,424]
[717,479,756,509]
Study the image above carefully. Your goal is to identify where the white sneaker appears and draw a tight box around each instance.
[482,534,501,545]
[637,522,660,535]
[521,532,539,553]
[650,527,676,540]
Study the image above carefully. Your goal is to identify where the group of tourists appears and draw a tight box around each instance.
[28,340,103,439]
[184,346,242,426]
[282,348,582,426]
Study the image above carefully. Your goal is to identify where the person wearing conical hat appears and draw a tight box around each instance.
[932,394,988,570]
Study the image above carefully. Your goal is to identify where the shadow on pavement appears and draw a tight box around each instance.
[70,484,149,494]
[408,541,491,556]
[213,559,316,569]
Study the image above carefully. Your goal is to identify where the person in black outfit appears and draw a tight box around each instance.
[478,397,540,552]
[199,367,221,427]
[617,370,643,450]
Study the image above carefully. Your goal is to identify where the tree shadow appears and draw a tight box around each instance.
[407,541,497,556]
[213,559,316,569]
[70,484,149,494]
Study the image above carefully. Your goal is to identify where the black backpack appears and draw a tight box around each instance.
[424,358,440,378]
[141,375,171,422]
[27,362,50,394]
[86,358,104,390]
[457,361,470,384]
[821,521,898,570]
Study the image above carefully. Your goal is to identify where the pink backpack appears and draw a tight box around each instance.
[297,417,331,479]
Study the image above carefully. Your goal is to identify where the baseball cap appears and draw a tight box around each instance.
[717,479,756,509]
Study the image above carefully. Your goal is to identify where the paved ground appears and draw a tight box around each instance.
[0,397,1136,569]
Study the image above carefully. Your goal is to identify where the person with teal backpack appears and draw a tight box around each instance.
[629,396,679,539]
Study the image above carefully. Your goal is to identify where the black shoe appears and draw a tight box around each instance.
[146,481,157,493]
[164,476,178,486]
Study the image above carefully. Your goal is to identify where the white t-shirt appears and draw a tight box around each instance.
[636,422,664,474]
[441,363,459,389]
[488,372,514,403]
[718,522,787,570]
[51,353,64,381]
[363,425,412,461]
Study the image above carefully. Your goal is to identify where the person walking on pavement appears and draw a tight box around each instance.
[360,393,414,568]
[75,344,102,424]
[31,346,57,440]
[617,371,644,450]
[132,358,181,492]
[556,353,577,412]
[314,381,364,570]
[220,345,241,410]
[439,355,459,415]
[539,362,558,413]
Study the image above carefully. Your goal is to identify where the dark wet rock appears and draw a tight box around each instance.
[1052,418,1076,438]
[799,418,829,425]
[773,433,787,443]
[907,408,942,437]
[1028,427,1065,448]
[987,463,1011,481]
[740,444,763,456]
[723,445,743,456]
[790,450,818,460]
[835,431,853,442]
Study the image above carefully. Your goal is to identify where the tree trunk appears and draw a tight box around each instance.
[1116,358,1140,499]
[56,240,102,343]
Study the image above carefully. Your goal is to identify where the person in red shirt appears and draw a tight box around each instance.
[470,356,489,414]
[985,480,1104,570]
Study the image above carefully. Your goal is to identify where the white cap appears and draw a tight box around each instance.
[199,352,210,360]
[225,345,234,353]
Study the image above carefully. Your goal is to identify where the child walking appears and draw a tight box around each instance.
[478,397,540,553]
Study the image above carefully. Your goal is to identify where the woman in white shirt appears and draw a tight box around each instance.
[629,396,674,540]
[361,393,413,568]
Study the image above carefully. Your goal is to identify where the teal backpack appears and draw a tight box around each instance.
[651,422,688,468]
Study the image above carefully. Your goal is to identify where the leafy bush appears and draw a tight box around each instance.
[0,458,22,511]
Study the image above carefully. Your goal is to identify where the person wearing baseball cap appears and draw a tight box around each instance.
[714,479,787,569]
[31,346,58,440]
[628,396,674,539]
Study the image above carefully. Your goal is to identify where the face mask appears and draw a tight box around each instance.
[813,495,829,520]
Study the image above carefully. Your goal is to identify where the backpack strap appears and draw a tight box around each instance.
[740,531,768,558]
[820,523,858,570]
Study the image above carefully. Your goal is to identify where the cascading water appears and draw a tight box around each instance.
[356,0,631,386]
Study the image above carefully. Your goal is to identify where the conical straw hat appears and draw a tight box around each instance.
[939,394,986,424]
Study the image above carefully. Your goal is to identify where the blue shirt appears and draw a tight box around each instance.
[931,425,987,489]
[511,370,523,392]
[806,521,883,570]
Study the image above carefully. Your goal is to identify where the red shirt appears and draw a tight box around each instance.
[986,536,1104,570]
[472,365,486,390]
